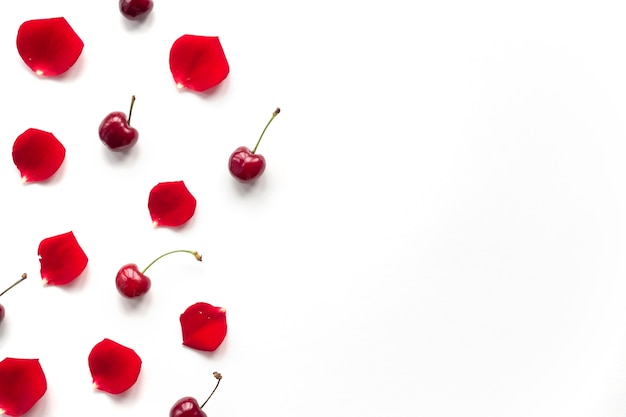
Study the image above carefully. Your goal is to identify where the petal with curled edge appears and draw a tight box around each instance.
[180,302,227,351]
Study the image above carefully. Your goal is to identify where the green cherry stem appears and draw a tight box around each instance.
[141,250,202,274]
[0,273,27,298]
[127,95,136,126]
[251,107,281,154]
[200,372,223,409]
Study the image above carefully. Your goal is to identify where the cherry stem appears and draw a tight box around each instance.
[251,107,280,154]
[0,273,27,298]
[200,372,223,409]
[127,95,136,126]
[141,250,202,274]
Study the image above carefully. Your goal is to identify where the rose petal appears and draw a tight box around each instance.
[0,358,47,417]
[88,338,142,394]
[13,128,66,183]
[38,231,88,285]
[180,302,227,351]
[169,35,229,92]
[16,17,84,76]
[148,181,197,227]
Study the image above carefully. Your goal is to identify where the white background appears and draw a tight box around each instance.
[1,0,626,416]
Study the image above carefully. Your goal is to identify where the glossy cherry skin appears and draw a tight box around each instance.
[119,0,153,20]
[228,146,266,183]
[99,112,139,151]
[116,264,151,298]
[0,304,4,323]
[170,397,206,417]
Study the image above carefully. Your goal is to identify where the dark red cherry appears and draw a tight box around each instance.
[115,250,201,298]
[170,397,206,417]
[170,372,222,417]
[99,96,139,151]
[0,273,27,325]
[115,264,150,298]
[119,0,153,20]
[228,108,280,183]
[228,147,266,183]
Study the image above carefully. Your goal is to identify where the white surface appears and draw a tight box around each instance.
[1,1,626,416]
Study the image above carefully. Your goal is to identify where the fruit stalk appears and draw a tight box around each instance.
[141,250,202,274]
[251,107,280,154]
[127,95,136,125]
[0,273,27,297]
[200,372,223,409]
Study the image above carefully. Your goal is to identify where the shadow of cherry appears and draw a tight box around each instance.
[118,290,153,313]
[230,172,268,197]
[101,141,142,167]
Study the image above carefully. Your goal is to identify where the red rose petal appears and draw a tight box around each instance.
[180,302,227,351]
[169,35,229,92]
[0,358,47,417]
[88,338,142,394]
[16,17,84,76]
[38,231,88,285]
[12,128,66,183]
[148,181,197,227]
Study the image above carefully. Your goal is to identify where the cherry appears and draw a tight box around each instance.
[99,95,139,151]
[0,273,27,324]
[228,107,281,183]
[119,0,154,20]
[170,371,222,417]
[116,250,202,298]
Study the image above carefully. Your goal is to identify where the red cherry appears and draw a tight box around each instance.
[115,264,150,298]
[88,338,142,394]
[38,231,88,286]
[0,274,27,325]
[0,358,47,417]
[228,147,266,183]
[170,372,222,417]
[180,303,227,351]
[148,181,197,227]
[12,128,66,183]
[99,95,139,151]
[229,108,280,183]
[116,250,202,298]
[169,35,229,92]
[16,17,83,76]
[119,0,154,20]
[170,397,206,417]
